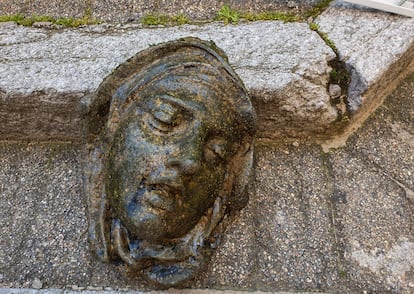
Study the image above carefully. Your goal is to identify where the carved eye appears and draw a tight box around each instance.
[147,103,182,134]
[204,137,228,162]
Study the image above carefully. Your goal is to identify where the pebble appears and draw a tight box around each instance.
[329,84,342,99]
[32,278,43,289]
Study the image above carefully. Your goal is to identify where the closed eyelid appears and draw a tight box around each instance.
[152,104,176,125]
[151,94,204,114]
[143,95,201,136]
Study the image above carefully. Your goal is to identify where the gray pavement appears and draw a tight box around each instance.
[0,0,413,293]
[1,72,413,293]
[0,0,319,22]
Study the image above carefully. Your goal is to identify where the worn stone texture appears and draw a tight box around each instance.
[0,0,89,19]
[0,144,91,289]
[316,0,414,113]
[0,20,337,141]
[253,145,340,291]
[0,290,324,294]
[1,71,413,293]
[0,0,319,22]
[327,72,414,292]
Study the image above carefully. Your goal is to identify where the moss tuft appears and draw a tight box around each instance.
[172,14,190,25]
[241,11,299,23]
[141,13,190,26]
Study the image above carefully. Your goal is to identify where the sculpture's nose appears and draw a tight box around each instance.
[164,132,203,177]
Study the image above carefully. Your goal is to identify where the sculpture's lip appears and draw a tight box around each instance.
[141,183,181,213]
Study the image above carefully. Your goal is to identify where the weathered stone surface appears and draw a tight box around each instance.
[327,72,414,292]
[0,0,89,19]
[0,21,337,141]
[0,0,320,22]
[329,152,414,292]
[252,144,339,291]
[0,290,324,294]
[0,144,91,288]
[199,187,257,289]
[1,3,414,292]
[316,0,414,113]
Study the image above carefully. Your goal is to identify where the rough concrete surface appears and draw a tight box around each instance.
[0,290,322,294]
[0,20,337,141]
[0,0,320,22]
[1,69,413,294]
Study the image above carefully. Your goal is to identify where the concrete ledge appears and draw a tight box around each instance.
[0,20,337,141]
[1,2,413,142]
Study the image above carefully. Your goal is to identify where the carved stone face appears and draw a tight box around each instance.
[87,37,256,287]
[106,73,241,241]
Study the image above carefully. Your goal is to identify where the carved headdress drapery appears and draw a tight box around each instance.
[84,37,256,287]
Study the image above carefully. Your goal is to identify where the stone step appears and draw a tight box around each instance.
[0,20,337,141]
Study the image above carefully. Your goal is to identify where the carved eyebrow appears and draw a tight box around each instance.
[155,94,205,113]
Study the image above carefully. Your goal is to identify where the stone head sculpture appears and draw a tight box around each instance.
[84,37,256,287]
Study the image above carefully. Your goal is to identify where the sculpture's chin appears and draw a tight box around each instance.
[111,219,203,288]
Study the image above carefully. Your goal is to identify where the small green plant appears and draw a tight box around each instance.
[141,13,169,26]
[216,5,239,25]
[309,22,319,31]
[329,69,338,79]
[320,31,337,52]
[309,22,337,52]
[329,66,349,86]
